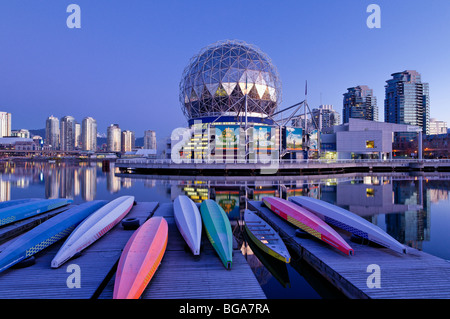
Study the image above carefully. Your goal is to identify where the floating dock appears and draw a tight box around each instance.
[0,202,265,299]
[116,158,450,176]
[248,200,450,299]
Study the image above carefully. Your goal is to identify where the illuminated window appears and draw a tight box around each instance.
[366,188,375,197]
[366,140,375,148]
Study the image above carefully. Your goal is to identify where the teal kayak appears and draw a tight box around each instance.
[0,200,107,274]
[0,198,73,226]
[200,199,233,269]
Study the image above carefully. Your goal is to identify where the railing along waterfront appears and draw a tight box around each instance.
[116,158,450,165]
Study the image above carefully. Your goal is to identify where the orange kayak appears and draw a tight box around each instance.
[113,216,168,299]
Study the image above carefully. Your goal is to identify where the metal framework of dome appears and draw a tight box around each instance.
[179,40,282,121]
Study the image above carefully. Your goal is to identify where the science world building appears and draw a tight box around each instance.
[175,40,307,162]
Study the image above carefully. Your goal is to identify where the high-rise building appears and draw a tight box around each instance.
[429,118,447,135]
[45,115,60,150]
[0,112,11,137]
[74,122,81,149]
[121,130,135,153]
[291,105,340,133]
[311,105,340,131]
[384,70,430,134]
[82,117,97,151]
[107,124,121,152]
[343,85,378,123]
[60,116,76,151]
[144,130,157,149]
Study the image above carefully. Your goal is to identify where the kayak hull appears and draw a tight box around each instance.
[263,197,354,256]
[113,216,168,299]
[51,196,135,268]
[0,200,107,274]
[289,196,407,254]
[200,200,233,269]
[173,195,202,255]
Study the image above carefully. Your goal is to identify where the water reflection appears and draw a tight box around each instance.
[0,161,446,253]
[1,161,450,297]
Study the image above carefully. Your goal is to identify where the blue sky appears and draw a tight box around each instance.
[1,0,449,140]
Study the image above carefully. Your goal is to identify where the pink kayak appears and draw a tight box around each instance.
[113,216,168,299]
[263,197,354,256]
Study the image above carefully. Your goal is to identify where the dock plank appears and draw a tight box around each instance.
[248,200,450,299]
[99,203,266,299]
[0,205,71,246]
[0,202,158,299]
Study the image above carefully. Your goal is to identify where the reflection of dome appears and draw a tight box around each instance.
[180,40,282,121]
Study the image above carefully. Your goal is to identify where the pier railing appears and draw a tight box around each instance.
[116,158,449,165]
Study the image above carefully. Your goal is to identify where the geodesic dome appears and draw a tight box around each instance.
[179,40,282,120]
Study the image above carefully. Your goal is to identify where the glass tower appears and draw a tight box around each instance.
[60,116,76,151]
[384,70,430,134]
[107,124,121,152]
[82,117,97,151]
[343,85,378,123]
[45,115,60,150]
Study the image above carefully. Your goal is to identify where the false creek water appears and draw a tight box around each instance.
[1,160,449,299]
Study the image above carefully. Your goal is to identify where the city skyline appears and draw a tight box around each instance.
[1,1,450,140]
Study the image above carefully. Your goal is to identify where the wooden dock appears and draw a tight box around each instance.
[248,200,450,299]
[0,202,159,298]
[99,203,266,299]
[0,201,265,299]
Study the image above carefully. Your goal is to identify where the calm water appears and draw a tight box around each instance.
[1,160,450,299]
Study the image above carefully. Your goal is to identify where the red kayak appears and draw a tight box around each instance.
[263,197,354,256]
[113,216,168,299]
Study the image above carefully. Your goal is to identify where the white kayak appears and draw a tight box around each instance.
[289,196,407,254]
[51,196,135,268]
[173,195,202,255]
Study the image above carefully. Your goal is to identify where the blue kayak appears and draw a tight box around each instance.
[0,199,42,210]
[0,200,107,273]
[0,198,73,227]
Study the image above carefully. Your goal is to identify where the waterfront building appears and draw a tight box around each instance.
[384,70,430,134]
[144,130,157,149]
[312,105,340,131]
[0,137,37,151]
[292,105,340,132]
[399,133,450,159]
[429,118,447,135]
[107,124,121,152]
[0,111,11,137]
[11,129,30,138]
[121,130,135,153]
[60,116,76,151]
[321,118,421,159]
[343,85,378,123]
[74,122,81,149]
[32,135,43,149]
[45,115,60,150]
[82,117,97,151]
[177,40,282,161]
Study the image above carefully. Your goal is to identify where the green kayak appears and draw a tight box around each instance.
[200,199,233,269]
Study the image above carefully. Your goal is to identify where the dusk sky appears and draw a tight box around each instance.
[1,0,449,141]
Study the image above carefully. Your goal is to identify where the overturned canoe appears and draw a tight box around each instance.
[263,197,354,256]
[289,196,407,254]
[173,195,202,255]
[0,200,107,273]
[51,196,135,268]
[0,198,73,227]
[200,199,233,269]
[113,216,168,299]
[0,198,41,210]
